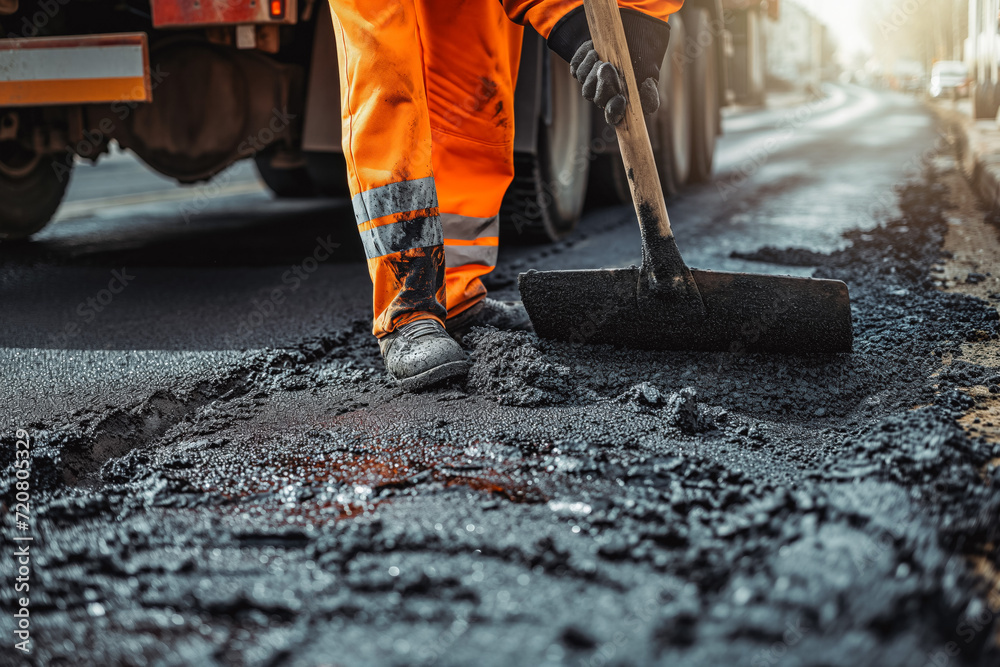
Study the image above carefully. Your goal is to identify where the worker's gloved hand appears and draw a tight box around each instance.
[570,42,626,124]
[548,7,671,126]
[570,41,659,125]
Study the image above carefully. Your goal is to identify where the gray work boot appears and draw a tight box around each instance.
[446,297,533,343]
[379,318,470,391]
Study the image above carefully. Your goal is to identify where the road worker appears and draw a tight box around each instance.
[328,0,679,390]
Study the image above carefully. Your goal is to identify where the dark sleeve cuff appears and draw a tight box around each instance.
[547,6,671,81]
[619,8,671,81]
[546,6,590,65]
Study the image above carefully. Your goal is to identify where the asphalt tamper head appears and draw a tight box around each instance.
[518,267,853,354]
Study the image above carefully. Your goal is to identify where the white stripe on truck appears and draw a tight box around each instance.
[0,34,150,106]
[0,45,146,82]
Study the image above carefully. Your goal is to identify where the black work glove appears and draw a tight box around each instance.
[548,7,671,125]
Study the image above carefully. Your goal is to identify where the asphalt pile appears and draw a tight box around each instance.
[3,164,1000,665]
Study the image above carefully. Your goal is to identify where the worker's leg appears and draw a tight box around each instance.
[415,1,524,319]
[328,0,447,339]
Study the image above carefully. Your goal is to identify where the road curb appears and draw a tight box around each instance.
[929,100,1000,213]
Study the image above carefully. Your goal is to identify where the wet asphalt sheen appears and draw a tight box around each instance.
[2,85,1000,666]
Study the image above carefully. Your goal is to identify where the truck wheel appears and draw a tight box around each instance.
[503,53,592,243]
[0,144,70,240]
[254,147,316,198]
[305,151,351,198]
[655,12,691,196]
[255,148,351,199]
[686,7,720,184]
[584,153,630,207]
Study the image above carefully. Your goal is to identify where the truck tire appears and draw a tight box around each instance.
[254,147,316,198]
[503,53,592,243]
[685,7,720,184]
[256,148,352,199]
[305,151,351,198]
[655,12,691,196]
[587,15,692,205]
[0,148,70,240]
[584,152,630,207]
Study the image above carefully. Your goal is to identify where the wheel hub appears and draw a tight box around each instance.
[0,112,43,180]
[0,141,43,180]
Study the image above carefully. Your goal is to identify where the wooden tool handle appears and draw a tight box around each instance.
[583,0,674,243]
[583,0,702,302]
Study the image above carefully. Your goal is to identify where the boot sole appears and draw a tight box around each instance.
[396,359,470,392]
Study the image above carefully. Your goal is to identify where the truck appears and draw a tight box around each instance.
[0,0,729,242]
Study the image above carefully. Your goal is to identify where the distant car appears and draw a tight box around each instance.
[929,61,970,99]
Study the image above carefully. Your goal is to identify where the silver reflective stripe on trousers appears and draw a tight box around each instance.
[360,217,444,259]
[443,244,498,268]
[441,213,500,268]
[440,213,499,241]
[352,176,438,225]
[354,177,443,259]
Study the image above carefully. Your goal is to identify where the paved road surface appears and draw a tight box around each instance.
[4,86,998,667]
[2,85,933,418]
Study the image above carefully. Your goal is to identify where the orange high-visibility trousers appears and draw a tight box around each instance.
[328,0,681,338]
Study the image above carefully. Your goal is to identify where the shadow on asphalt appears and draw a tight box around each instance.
[0,198,369,268]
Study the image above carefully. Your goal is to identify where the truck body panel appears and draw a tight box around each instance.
[0,33,150,106]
